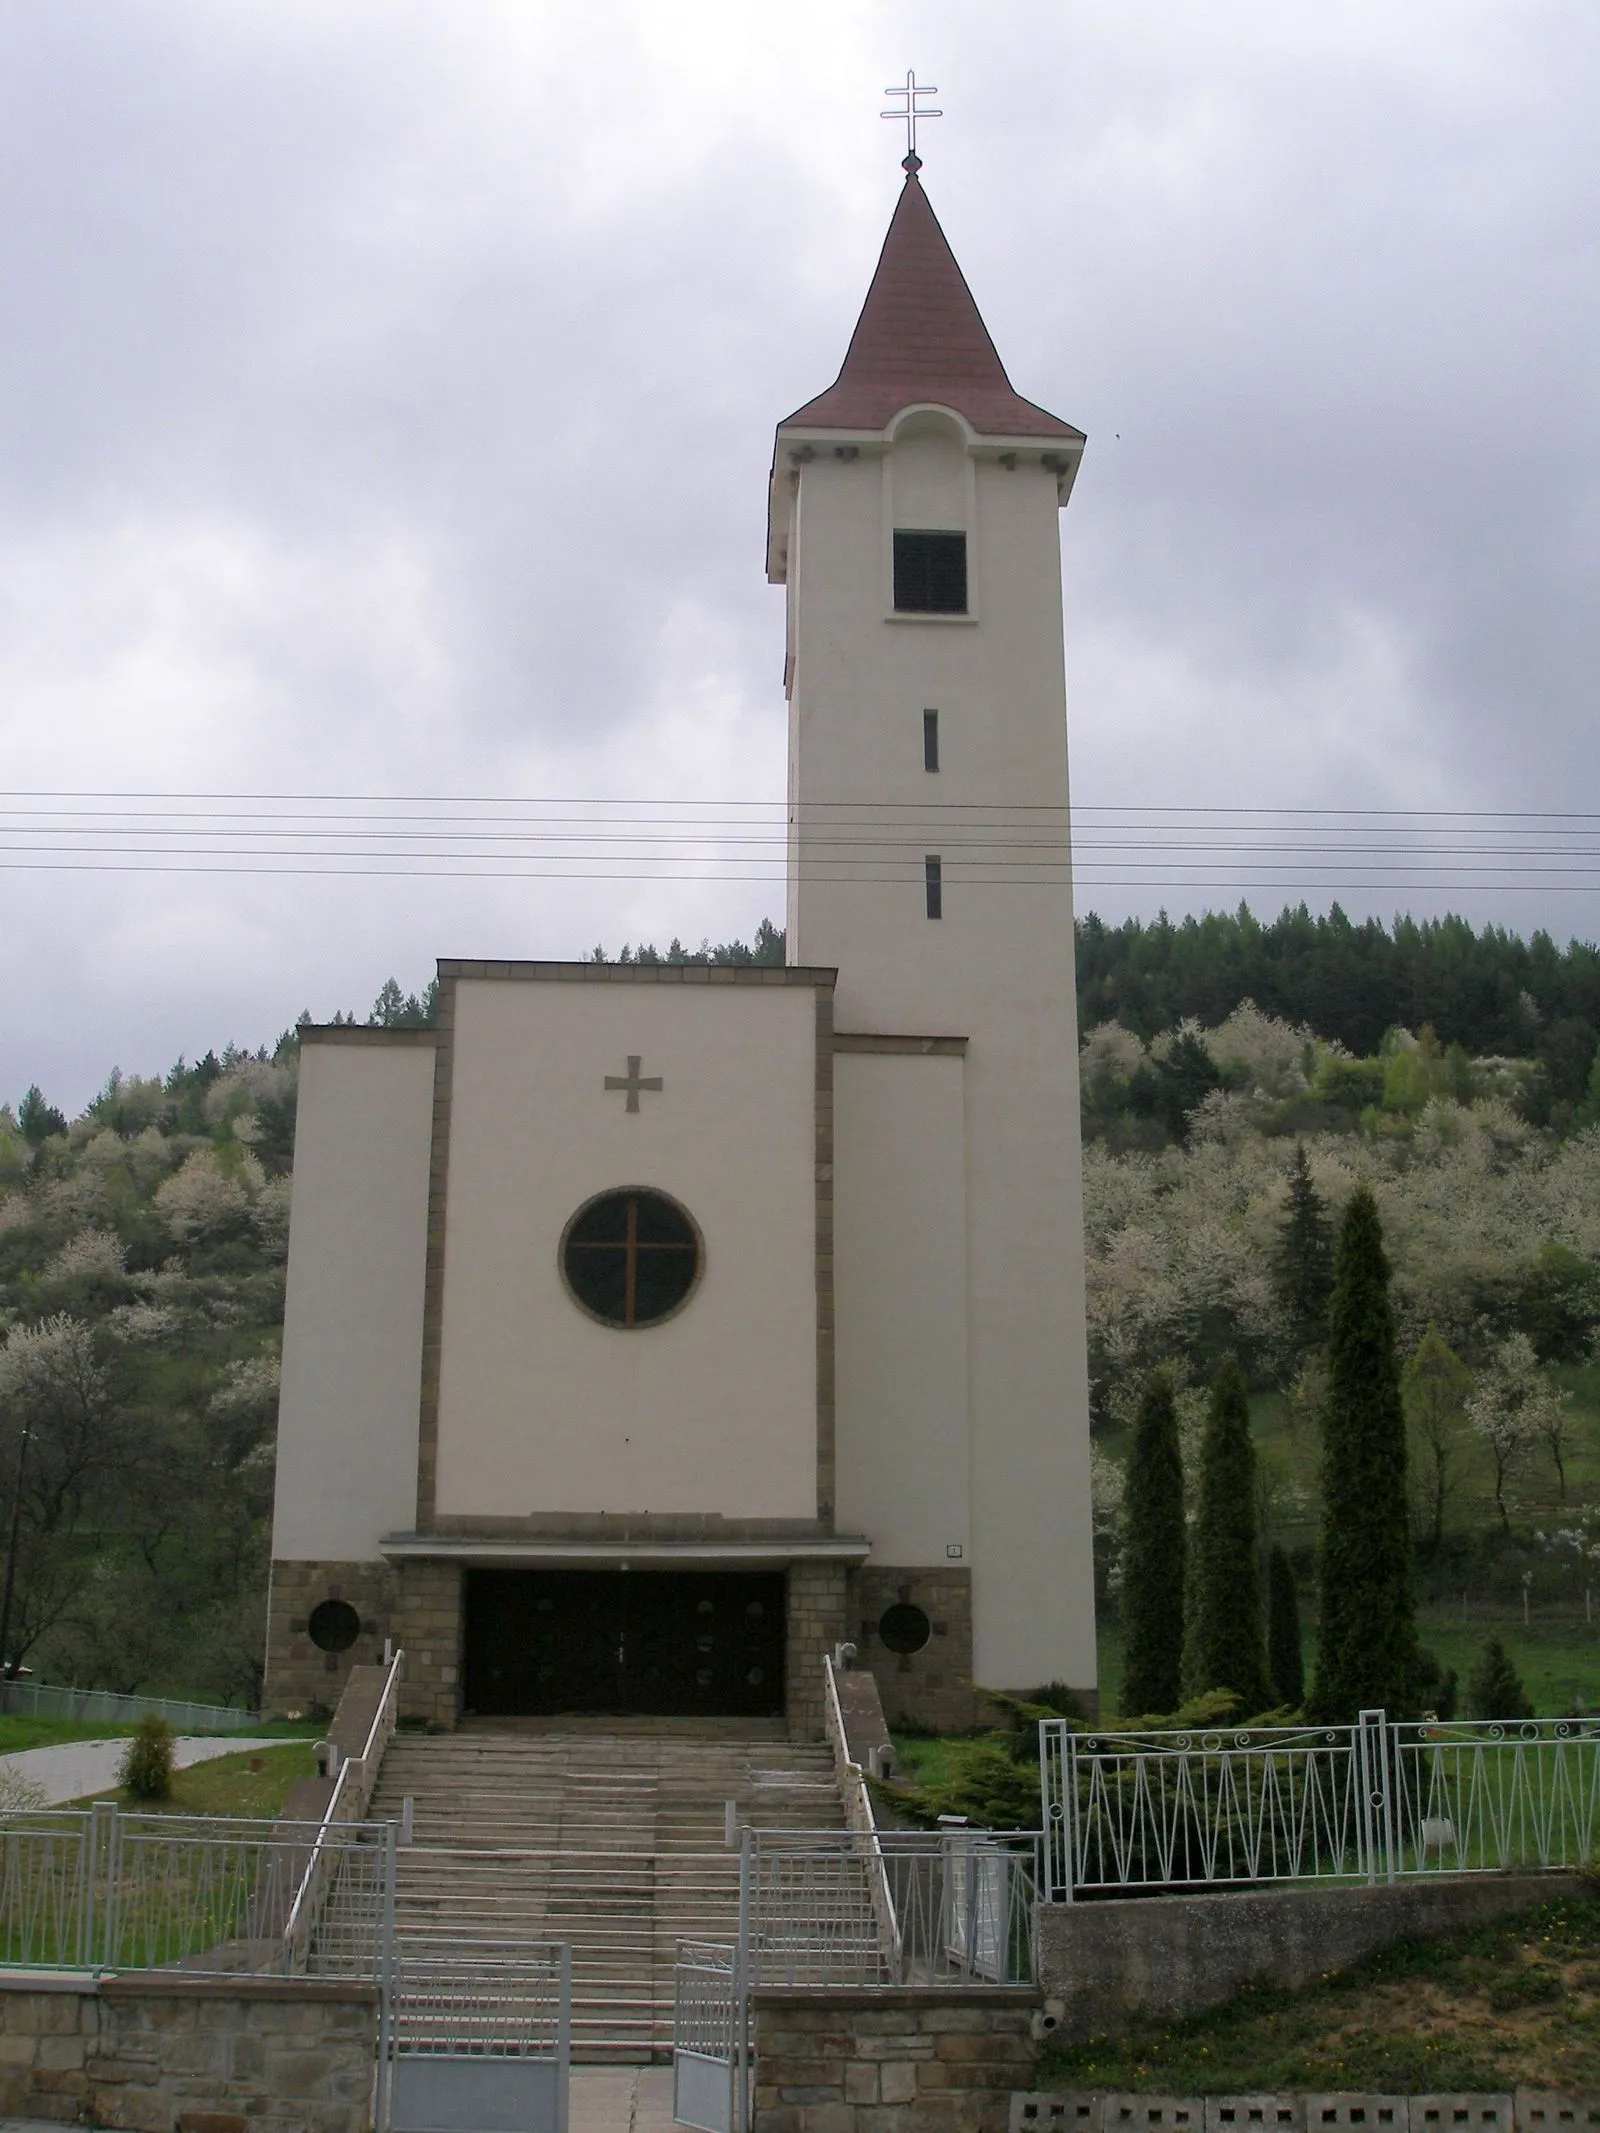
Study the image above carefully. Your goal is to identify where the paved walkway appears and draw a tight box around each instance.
[0,1735,284,1805]
[569,2066,680,2133]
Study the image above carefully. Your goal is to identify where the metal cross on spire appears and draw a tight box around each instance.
[881,70,942,172]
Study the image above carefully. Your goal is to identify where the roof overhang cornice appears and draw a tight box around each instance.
[381,1532,872,1570]
[765,412,1085,582]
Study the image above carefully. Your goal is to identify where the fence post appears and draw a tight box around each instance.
[1356,1709,1394,1885]
[736,1827,753,2133]
[555,1941,572,2133]
[1038,1719,1074,1903]
[373,1820,397,2133]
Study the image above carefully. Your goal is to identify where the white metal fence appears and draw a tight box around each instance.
[673,1937,743,2133]
[1040,1711,1600,1900]
[0,1801,394,1974]
[385,1936,571,2133]
[0,1677,260,1732]
[743,1826,1043,1987]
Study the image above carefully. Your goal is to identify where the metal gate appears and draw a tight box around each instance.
[382,1937,571,2133]
[672,1938,743,2133]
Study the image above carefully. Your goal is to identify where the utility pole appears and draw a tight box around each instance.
[0,1421,32,1709]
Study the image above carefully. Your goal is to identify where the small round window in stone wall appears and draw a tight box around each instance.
[561,1188,702,1328]
[877,1603,932,1655]
[308,1599,361,1653]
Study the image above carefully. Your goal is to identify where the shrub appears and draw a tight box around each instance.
[118,1716,175,1802]
[1465,1635,1534,1722]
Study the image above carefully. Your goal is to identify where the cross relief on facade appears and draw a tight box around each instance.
[603,1055,664,1113]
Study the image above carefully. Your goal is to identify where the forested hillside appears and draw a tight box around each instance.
[1079,906,1600,1107]
[2,905,1597,1705]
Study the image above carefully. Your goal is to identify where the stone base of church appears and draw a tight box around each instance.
[393,1558,464,1727]
[263,1559,398,1720]
[849,1565,980,1733]
[785,1560,851,1740]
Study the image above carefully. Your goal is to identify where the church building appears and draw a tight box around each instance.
[265,155,1098,1738]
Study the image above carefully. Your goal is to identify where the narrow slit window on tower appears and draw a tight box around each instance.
[923,709,940,772]
[894,530,968,614]
[925,854,943,920]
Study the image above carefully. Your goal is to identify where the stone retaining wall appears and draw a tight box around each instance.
[752,1985,1040,2133]
[1034,1874,1582,2044]
[0,1969,377,2132]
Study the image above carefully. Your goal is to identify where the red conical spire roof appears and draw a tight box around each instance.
[780,168,1080,440]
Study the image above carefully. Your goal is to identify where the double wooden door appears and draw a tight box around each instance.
[462,1569,786,1717]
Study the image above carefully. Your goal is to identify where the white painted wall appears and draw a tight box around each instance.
[273,1040,435,1561]
[833,1051,969,1563]
[434,980,819,1522]
[780,408,1098,1692]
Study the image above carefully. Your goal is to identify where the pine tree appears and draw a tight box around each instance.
[1465,1635,1534,1721]
[1119,1369,1187,1717]
[1308,1187,1420,1721]
[1276,1142,1334,1358]
[16,1086,66,1147]
[1189,1358,1273,1713]
[1266,1545,1305,1708]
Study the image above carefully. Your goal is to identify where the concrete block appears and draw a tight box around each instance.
[1101,2099,1205,2133]
[1206,2101,1305,2132]
[1013,2096,1099,2133]
[1303,2100,1408,2130]
[1411,2102,1513,2133]
[1516,2097,1600,2133]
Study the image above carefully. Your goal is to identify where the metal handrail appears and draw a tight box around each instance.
[821,1653,901,1977]
[283,1646,404,1961]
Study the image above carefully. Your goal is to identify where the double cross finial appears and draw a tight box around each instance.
[881,70,942,172]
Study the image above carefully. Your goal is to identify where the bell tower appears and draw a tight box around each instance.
[769,159,1098,1704]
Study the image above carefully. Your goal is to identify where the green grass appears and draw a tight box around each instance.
[72,1741,317,1819]
[1039,1894,1600,2094]
[0,1714,140,1753]
[0,1713,320,1755]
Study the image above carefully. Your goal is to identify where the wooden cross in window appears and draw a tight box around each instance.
[603,1055,663,1113]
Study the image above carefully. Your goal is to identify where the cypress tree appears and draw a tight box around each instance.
[1119,1370,1187,1717]
[1308,1186,1420,1721]
[1266,1546,1305,1708]
[1277,1142,1334,1358]
[1190,1358,1273,1714]
[1465,1635,1534,1721]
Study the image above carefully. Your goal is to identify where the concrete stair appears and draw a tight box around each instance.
[365,1718,845,2061]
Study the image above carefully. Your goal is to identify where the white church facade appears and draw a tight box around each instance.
[265,160,1098,1738]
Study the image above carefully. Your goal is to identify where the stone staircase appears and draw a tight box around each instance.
[366,1717,845,2061]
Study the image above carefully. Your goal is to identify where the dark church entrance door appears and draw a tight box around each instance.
[462,1569,786,1718]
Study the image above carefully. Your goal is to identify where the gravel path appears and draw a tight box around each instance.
[0,1734,286,1805]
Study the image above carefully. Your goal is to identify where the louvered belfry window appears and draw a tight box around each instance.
[893,530,968,614]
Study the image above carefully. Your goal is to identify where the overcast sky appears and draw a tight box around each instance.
[1,1,1596,1111]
